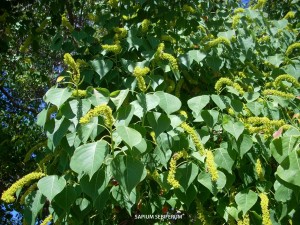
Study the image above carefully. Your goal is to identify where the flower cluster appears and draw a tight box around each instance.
[255,158,264,181]
[114,27,127,40]
[246,117,285,137]
[1,172,45,203]
[36,18,49,33]
[72,89,87,98]
[141,19,151,33]
[64,53,81,85]
[102,40,122,54]
[283,11,296,19]
[196,201,209,225]
[262,89,295,99]
[40,215,53,225]
[149,131,157,144]
[19,36,32,53]
[175,78,184,98]
[108,0,118,8]
[79,104,114,127]
[207,37,230,48]
[257,35,270,43]
[61,14,74,31]
[205,150,219,182]
[167,151,188,188]
[252,0,267,10]
[237,214,250,225]
[152,170,164,189]
[286,42,300,56]
[161,35,176,43]
[155,43,179,71]
[215,77,244,95]
[234,8,245,14]
[274,74,300,88]
[232,15,241,28]
[180,122,205,156]
[133,66,150,92]
[183,4,196,14]
[260,193,272,225]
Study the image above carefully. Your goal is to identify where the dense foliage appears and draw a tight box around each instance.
[1,0,300,224]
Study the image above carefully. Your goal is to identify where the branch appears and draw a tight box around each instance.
[0,86,38,115]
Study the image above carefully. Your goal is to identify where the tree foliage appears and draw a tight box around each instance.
[1,0,300,224]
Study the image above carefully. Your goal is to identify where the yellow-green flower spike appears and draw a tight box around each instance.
[133,66,150,77]
[161,52,179,71]
[108,0,118,8]
[232,15,241,28]
[72,90,87,98]
[36,18,49,33]
[141,19,151,33]
[80,104,114,127]
[101,42,122,54]
[255,158,264,181]
[183,4,196,14]
[234,8,245,14]
[1,172,45,203]
[286,42,300,56]
[207,37,230,48]
[215,77,233,93]
[274,74,300,88]
[196,201,209,225]
[180,122,205,156]
[40,215,53,225]
[259,193,272,225]
[167,151,188,188]
[61,14,74,31]
[232,82,245,95]
[283,11,295,19]
[262,89,295,99]
[252,0,267,10]
[205,150,219,182]
[19,36,32,53]
[161,35,176,44]
[114,27,127,40]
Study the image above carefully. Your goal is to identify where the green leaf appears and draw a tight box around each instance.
[187,95,210,116]
[79,117,104,143]
[214,148,235,173]
[223,121,244,140]
[200,110,219,127]
[147,112,171,136]
[44,87,72,108]
[266,54,284,67]
[176,162,199,191]
[237,134,253,158]
[80,168,110,200]
[274,181,293,202]
[110,89,129,110]
[154,91,181,114]
[211,95,231,110]
[116,126,142,149]
[271,136,300,164]
[174,184,197,209]
[246,102,263,116]
[54,185,78,213]
[37,175,66,202]
[87,88,110,106]
[130,93,160,118]
[276,149,300,187]
[187,50,206,64]
[23,190,46,225]
[70,140,109,179]
[235,189,258,216]
[110,155,147,194]
[198,171,226,195]
[115,105,135,127]
[90,58,113,80]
